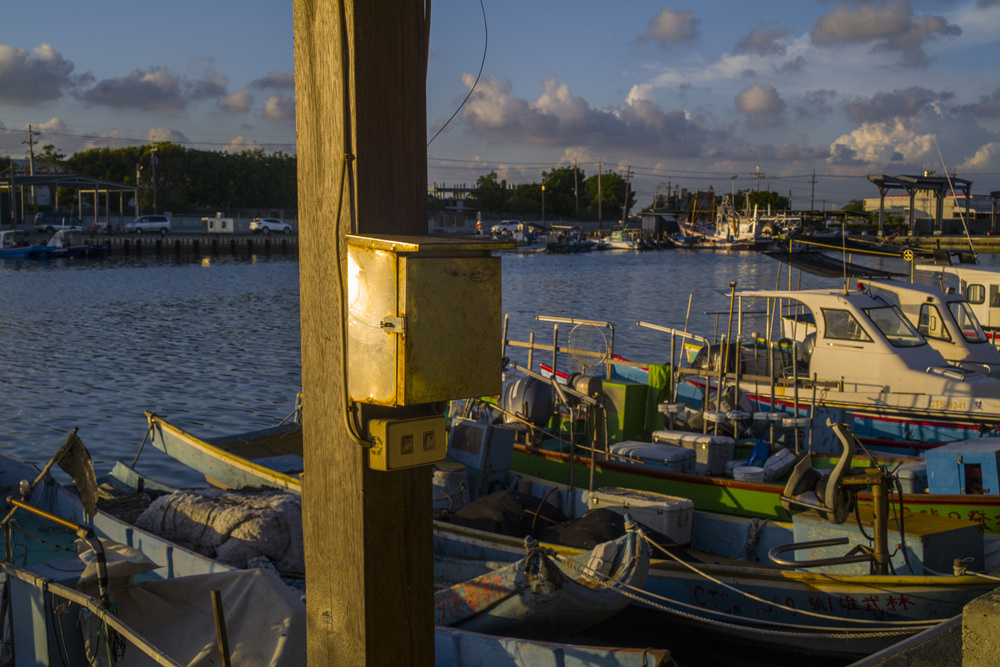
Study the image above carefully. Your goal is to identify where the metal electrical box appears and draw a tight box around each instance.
[346,234,511,407]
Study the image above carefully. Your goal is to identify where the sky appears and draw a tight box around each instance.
[4,1,1000,209]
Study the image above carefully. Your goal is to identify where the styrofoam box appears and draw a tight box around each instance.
[584,486,695,545]
[651,430,735,476]
[895,460,928,494]
[608,441,695,474]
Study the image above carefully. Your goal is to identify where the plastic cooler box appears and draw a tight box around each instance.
[608,441,695,474]
[584,487,695,545]
[650,429,735,476]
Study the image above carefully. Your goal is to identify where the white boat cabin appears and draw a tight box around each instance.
[736,288,1000,399]
[864,279,1000,376]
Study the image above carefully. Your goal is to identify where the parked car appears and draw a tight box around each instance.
[124,215,172,234]
[33,212,83,233]
[249,218,293,235]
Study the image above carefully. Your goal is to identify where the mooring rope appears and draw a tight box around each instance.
[549,548,939,640]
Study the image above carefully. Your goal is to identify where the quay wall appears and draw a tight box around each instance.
[93,234,298,258]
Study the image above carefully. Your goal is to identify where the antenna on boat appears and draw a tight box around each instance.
[934,135,978,265]
[841,220,849,295]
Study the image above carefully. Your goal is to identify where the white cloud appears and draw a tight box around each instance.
[222,136,262,153]
[0,43,81,106]
[220,89,253,114]
[146,126,189,144]
[263,94,294,119]
[637,9,700,48]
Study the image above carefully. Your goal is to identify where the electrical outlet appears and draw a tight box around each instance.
[368,415,446,471]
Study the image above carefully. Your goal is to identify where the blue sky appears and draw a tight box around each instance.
[3,1,1000,208]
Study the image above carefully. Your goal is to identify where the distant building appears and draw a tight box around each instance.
[862,193,993,220]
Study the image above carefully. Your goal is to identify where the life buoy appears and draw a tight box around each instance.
[476,221,482,231]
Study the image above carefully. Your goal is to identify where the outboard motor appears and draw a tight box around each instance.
[499,376,555,430]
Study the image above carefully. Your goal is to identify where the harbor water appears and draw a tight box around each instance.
[2,246,996,487]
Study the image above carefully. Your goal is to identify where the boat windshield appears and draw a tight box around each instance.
[863,305,925,347]
[948,300,989,344]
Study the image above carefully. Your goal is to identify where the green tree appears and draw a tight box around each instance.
[540,166,585,219]
[843,199,866,214]
[745,189,789,212]
[581,170,636,223]
[467,171,511,214]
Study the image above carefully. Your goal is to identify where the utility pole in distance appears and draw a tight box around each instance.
[293,1,432,665]
[595,156,604,230]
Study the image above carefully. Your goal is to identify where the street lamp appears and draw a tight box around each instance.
[541,182,546,229]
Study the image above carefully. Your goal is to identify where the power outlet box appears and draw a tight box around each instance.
[368,415,447,471]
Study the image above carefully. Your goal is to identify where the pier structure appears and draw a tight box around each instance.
[868,173,973,237]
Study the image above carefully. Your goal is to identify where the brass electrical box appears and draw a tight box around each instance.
[346,234,511,406]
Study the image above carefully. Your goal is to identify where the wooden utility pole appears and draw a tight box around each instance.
[293,1,432,665]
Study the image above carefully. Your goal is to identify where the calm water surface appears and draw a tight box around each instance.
[2,247,995,486]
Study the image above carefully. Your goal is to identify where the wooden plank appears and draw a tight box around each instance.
[293,1,433,664]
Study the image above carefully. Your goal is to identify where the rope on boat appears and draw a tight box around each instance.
[953,558,1000,583]
[638,534,942,627]
[130,424,153,468]
[549,547,937,640]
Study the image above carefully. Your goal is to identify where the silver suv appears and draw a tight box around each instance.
[124,215,171,234]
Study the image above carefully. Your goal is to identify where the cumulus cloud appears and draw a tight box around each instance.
[220,89,254,113]
[796,89,838,120]
[956,87,1000,117]
[263,95,295,119]
[222,136,262,153]
[735,83,786,128]
[250,69,295,90]
[843,87,952,123]
[0,43,84,106]
[190,62,228,100]
[637,8,700,48]
[734,23,788,56]
[811,0,960,67]
[81,66,186,111]
[826,100,1000,175]
[146,126,190,144]
[456,73,709,158]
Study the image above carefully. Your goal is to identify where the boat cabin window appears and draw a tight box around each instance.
[821,309,872,342]
[863,305,925,347]
[991,285,1000,308]
[966,284,985,305]
[948,300,989,344]
[918,304,951,342]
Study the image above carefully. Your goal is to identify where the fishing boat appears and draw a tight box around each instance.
[39,229,109,258]
[863,279,1000,376]
[670,196,772,251]
[434,626,670,666]
[603,229,641,251]
[435,526,648,640]
[0,230,35,259]
[659,287,1000,452]
[0,433,306,665]
[2,432,667,666]
[915,262,1000,348]
[140,411,1000,658]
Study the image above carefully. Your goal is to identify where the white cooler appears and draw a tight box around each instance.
[650,429,735,476]
[608,441,695,474]
[584,486,695,545]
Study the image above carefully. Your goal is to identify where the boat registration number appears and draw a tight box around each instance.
[929,399,974,410]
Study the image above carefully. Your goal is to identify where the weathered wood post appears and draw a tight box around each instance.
[293,1,433,664]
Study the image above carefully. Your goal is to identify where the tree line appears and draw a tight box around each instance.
[6,143,298,215]
[451,166,638,222]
